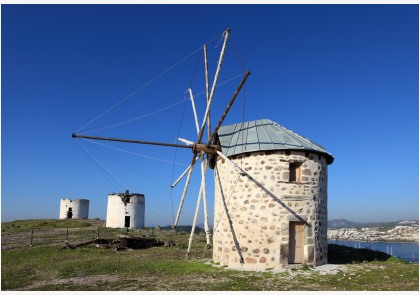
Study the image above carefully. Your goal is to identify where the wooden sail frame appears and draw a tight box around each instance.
[72,28,251,255]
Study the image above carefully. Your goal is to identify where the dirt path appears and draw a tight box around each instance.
[14,274,121,290]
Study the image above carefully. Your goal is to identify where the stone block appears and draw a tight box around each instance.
[302,169,312,176]
[280,244,289,263]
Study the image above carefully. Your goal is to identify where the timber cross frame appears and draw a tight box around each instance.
[71,133,222,157]
[72,28,251,256]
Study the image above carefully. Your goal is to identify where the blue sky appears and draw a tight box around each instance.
[2,4,418,225]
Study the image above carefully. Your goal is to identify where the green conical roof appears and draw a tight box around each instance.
[217,119,334,164]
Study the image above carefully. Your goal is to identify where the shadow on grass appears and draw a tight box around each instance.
[328,244,392,264]
[66,237,165,251]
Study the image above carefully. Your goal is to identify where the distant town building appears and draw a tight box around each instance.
[59,198,89,219]
[213,119,334,270]
[106,190,145,229]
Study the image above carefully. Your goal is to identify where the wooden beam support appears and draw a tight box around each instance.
[208,70,251,146]
[72,133,193,150]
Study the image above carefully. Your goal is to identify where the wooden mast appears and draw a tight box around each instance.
[204,44,211,141]
[196,28,230,146]
[203,43,211,248]
[72,134,220,155]
[208,70,251,146]
[172,87,200,229]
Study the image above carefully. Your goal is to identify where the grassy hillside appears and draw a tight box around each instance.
[1,219,418,291]
[1,219,97,235]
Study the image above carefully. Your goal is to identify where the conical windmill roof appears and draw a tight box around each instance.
[217,119,334,164]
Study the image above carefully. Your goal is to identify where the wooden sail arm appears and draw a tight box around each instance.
[72,133,220,154]
[192,143,220,155]
[196,28,230,145]
[208,70,251,146]
[204,44,211,141]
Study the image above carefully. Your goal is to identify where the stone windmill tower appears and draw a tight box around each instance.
[212,119,334,270]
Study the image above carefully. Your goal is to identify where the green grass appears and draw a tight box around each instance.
[2,244,418,291]
[300,258,419,291]
[1,220,419,291]
[1,219,93,234]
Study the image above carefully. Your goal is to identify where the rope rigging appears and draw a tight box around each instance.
[169,46,206,226]
[77,73,245,135]
[75,140,126,191]
[75,31,225,135]
[81,137,188,167]
[78,98,189,135]
[76,139,175,226]
[170,95,189,226]
[75,47,202,134]
[72,28,254,249]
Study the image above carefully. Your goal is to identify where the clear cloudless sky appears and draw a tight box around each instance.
[2,3,419,225]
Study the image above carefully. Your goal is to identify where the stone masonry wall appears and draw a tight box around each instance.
[212,150,328,271]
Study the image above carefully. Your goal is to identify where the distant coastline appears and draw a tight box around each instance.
[328,238,418,243]
[327,219,419,243]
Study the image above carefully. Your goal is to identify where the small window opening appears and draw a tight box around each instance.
[289,163,301,182]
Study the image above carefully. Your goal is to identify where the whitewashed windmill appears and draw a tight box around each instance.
[73,28,251,255]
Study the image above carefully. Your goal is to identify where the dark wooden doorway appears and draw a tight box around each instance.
[124,216,130,228]
[289,222,305,264]
[67,208,73,219]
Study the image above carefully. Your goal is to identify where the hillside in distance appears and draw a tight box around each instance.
[157,220,419,231]
[160,225,205,233]
[328,219,419,229]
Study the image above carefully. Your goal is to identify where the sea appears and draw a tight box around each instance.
[328,240,419,263]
